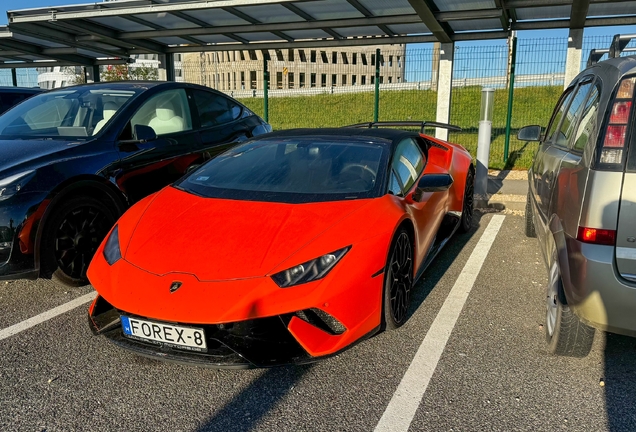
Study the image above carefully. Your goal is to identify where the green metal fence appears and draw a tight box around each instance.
[165,35,623,169]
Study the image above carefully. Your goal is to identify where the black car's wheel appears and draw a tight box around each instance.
[383,228,414,330]
[458,168,475,233]
[525,192,537,238]
[41,196,118,287]
[545,251,595,357]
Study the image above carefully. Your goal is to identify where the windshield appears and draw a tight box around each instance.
[0,87,141,139]
[178,136,389,203]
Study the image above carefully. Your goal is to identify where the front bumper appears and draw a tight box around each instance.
[88,295,377,368]
[563,235,636,337]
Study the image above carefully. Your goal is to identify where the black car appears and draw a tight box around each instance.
[0,87,43,115]
[0,81,270,287]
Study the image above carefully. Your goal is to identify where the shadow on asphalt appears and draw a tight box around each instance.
[197,365,311,432]
[405,209,487,322]
[604,333,636,430]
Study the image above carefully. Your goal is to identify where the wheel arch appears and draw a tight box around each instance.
[33,176,128,276]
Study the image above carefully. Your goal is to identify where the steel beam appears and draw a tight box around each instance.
[118,15,422,40]
[0,36,94,66]
[407,0,452,43]
[570,0,591,29]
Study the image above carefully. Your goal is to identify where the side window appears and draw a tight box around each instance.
[192,90,242,129]
[388,170,402,196]
[555,80,593,147]
[130,89,192,136]
[572,84,600,152]
[392,138,425,193]
[545,87,575,142]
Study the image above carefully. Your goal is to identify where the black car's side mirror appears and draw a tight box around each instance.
[517,125,542,142]
[120,124,157,145]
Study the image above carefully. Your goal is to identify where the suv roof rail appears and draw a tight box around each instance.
[587,34,636,67]
[343,121,462,134]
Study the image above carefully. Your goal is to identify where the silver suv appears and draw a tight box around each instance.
[520,36,636,357]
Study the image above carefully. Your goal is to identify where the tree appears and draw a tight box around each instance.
[101,64,158,82]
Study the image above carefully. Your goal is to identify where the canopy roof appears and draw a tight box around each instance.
[0,0,634,67]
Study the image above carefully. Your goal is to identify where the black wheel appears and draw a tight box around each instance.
[382,228,414,330]
[41,196,118,287]
[525,192,536,238]
[458,168,474,233]
[545,251,595,357]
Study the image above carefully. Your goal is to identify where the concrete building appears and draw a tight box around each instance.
[182,45,406,91]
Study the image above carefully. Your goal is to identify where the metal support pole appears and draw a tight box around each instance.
[503,34,517,163]
[476,87,495,197]
[92,64,100,83]
[435,42,454,141]
[374,48,381,122]
[263,56,269,123]
[11,68,17,87]
[165,53,175,82]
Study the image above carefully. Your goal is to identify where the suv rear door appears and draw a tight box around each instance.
[616,78,636,281]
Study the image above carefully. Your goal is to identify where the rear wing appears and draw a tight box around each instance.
[587,34,636,67]
[343,121,462,134]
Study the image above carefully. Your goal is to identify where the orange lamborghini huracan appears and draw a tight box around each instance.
[87,123,474,368]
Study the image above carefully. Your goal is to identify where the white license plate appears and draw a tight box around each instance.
[120,316,207,352]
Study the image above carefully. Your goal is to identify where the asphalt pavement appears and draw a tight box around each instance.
[1,211,635,432]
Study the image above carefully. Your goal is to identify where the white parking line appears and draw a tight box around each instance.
[0,292,96,342]
[375,215,505,432]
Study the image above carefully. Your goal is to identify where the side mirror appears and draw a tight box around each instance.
[417,173,454,193]
[133,124,157,142]
[517,125,542,142]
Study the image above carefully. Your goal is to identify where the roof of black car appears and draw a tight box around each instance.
[264,127,417,144]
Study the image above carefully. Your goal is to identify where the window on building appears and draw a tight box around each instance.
[361,76,366,85]
[352,75,357,85]
[250,71,257,89]
[352,53,357,65]
[332,74,337,87]
[361,54,367,65]
[311,51,317,63]
[289,72,295,89]
[276,72,283,89]
[288,49,295,62]
[300,73,306,88]
[241,71,246,90]
[321,51,328,63]
[371,76,375,85]
[398,56,402,68]
[379,76,384,84]
[275,49,284,61]
[332,52,338,64]
[389,56,393,67]
[299,50,307,62]
[240,51,246,61]
[342,52,349,64]
[249,51,257,61]
[371,54,376,66]
[311,73,316,87]
[321,74,327,87]
[342,75,347,85]
[388,76,392,84]
[233,72,236,90]
[380,55,385,67]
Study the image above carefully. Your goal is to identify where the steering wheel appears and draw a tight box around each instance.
[339,164,377,188]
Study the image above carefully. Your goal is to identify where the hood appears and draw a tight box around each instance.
[0,139,81,174]
[123,186,370,280]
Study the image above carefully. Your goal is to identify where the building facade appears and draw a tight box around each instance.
[182,45,406,91]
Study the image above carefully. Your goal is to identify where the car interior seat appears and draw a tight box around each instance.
[148,97,184,136]
[93,101,119,135]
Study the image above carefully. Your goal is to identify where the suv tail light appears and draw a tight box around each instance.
[577,226,616,245]
[601,78,635,164]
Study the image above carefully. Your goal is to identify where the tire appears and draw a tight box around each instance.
[525,192,537,238]
[458,168,475,233]
[41,196,119,287]
[545,252,595,357]
[382,227,414,330]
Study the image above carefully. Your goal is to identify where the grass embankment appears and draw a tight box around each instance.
[237,85,562,170]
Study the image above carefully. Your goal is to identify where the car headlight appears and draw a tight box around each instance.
[103,225,121,265]
[0,170,35,201]
[271,246,351,288]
